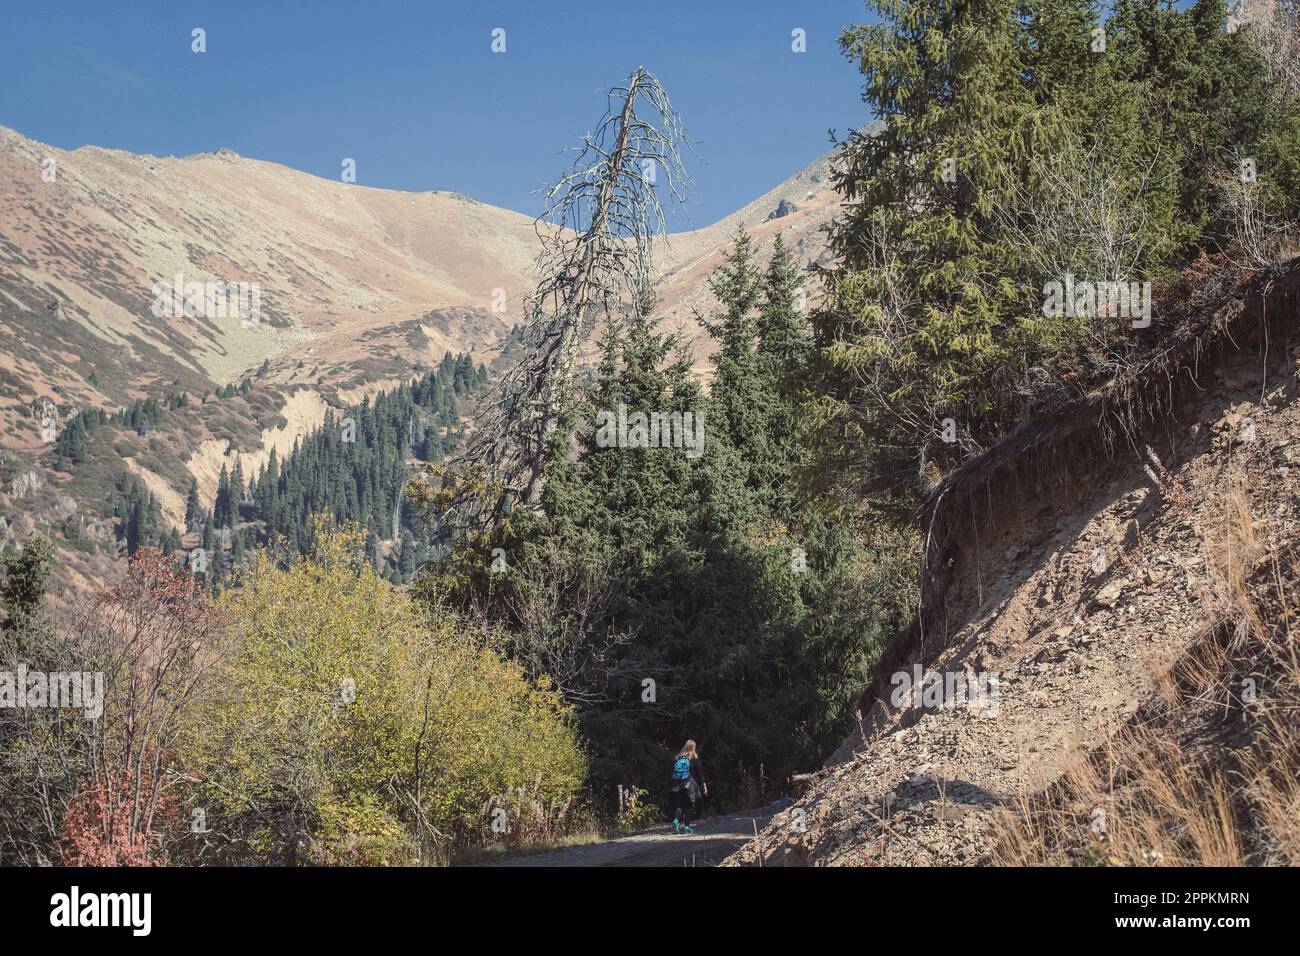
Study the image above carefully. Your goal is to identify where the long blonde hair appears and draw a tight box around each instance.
[677,739,698,760]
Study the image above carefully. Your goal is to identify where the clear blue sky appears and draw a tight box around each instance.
[0,0,875,228]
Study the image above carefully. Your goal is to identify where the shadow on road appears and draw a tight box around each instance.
[486,807,779,868]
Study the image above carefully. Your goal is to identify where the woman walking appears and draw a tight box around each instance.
[668,739,708,834]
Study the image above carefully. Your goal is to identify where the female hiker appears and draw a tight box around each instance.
[668,739,708,834]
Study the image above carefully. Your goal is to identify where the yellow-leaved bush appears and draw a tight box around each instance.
[180,522,585,865]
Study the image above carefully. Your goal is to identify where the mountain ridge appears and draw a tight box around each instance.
[0,121,840,590]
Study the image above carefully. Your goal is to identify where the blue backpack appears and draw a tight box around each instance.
[672,756,692,781]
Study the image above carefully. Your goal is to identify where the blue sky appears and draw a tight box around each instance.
[0,0,873,228]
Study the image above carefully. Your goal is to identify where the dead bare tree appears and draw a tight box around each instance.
[987,123,1170,390]
[1218,156,1297,269]
[433,67,691,531]
[1233,0,1300,102]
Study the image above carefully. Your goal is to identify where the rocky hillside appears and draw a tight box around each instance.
[726,259,1300,866]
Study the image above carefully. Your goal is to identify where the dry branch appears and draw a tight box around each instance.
[434,67,691,533]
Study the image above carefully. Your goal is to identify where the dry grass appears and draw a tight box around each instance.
[476,778,584,851]
[993,486,1300,865]
[451,827,605,867]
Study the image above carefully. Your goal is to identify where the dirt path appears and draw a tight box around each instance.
[486,808,779,867]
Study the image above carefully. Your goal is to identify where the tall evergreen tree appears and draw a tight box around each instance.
[428,243,911,799]
[700,228,767,489]
[214,464,232,529]
[0,537,52,645]
[398,536,416,582]
[230,458,246,522]
[810,0,1299,504]
[184,478,202,533]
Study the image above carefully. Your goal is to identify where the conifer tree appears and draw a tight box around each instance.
[700,228,766,487]
[230,458,246,522]
[810,0,1298,503]
[184,478,201,533]
[55,415,89,467]
[0,536,52,645]
[398,536,416,582]
[214,465,232,529]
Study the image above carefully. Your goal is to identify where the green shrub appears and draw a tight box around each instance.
[181,521,586,864]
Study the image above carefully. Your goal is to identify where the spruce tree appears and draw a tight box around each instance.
[214,464,232,529]
[0,537,52,642]
[701,228,767,487]
[184,478,201,533]
[398,536,416,582]
[207,541,227,594]
[230,458,246,524]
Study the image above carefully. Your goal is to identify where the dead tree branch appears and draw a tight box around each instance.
[432,67,692,532]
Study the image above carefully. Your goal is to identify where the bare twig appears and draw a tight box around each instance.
[441,67,693,531]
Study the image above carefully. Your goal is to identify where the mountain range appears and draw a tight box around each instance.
[0,122,838,588]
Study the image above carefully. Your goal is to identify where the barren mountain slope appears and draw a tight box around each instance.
[726,260,1300,867]
[0,122,838,441]
[0,122,541,441]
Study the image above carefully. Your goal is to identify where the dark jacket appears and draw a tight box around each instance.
[670,755,706,802]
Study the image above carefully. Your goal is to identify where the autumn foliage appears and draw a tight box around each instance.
[59,767,172,866]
